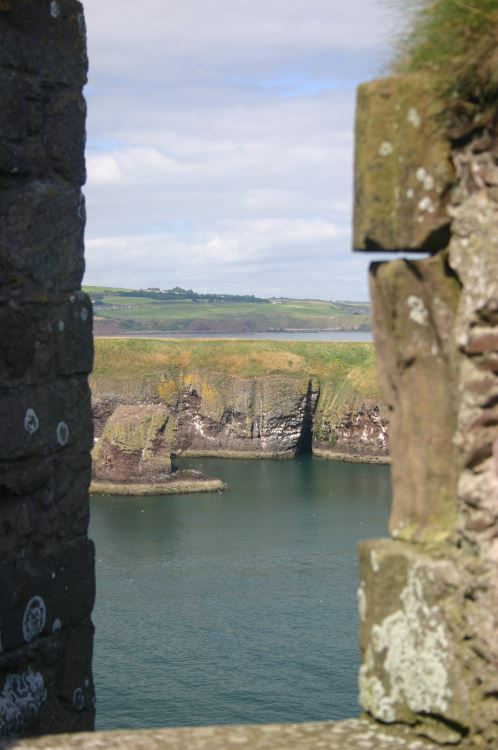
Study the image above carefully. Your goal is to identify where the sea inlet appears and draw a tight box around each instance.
[90,456,391,730]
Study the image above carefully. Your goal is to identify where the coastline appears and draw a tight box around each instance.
[312,448,390,465]
[90,478,227,496]
[180,448,390,464]
[179,449,295,460]
[95,328,371,336]
[91,340,388,478]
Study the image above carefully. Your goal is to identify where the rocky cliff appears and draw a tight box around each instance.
[93,405,174,482]
[171,371,320,458]
[90,339,389,483]
[314,381,388,462]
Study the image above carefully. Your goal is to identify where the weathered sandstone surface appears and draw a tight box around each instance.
[355,72,498,746]
[313,381,388,462]
[174,373,320,457]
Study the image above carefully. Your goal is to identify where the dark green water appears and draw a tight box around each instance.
[90,456,391,730]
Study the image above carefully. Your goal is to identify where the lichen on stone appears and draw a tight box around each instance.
[0,671,47,736]
[406,295,429,326]
[360,561,452,723]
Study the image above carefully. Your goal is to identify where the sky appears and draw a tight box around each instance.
[82,0,398,300]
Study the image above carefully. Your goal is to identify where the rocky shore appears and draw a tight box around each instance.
[90,340,389,492]
[90,477,227,496]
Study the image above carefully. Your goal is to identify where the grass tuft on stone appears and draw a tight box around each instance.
[392,0,498,104]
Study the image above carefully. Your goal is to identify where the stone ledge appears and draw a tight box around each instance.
[313,448,390,464]
[1,719,460,750]
[90,479,227,496]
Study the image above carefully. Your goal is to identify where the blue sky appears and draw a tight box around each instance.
[82,0,399,300]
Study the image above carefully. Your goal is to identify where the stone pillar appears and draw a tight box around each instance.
[0,0,95,735]
[354,75,498,746]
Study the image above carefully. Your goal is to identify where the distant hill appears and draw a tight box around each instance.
[83,286,371,335]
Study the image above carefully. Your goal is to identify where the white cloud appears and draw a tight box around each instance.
[81,0,393,299]
[84,0,393,80]
[85,217,349,294]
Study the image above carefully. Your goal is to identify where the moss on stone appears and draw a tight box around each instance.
[90,478,226,496]
[93,405,174,481]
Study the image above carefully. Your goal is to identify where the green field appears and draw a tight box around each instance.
[85,286,371,334]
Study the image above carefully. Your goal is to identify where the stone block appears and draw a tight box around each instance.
[0,448,91,560]
[0,618,95,736]
[0,303,39,379]
[0,539,95,653]
[0,376,93,461]
[354,75,455,252]
[0,182,85,300]
[44,86,87,184]
[0,69,86,184]
[0,719,461,749]
[54,293,94,376]
[358,539,498,745]
[0,295,93,387]
[369,252,461,542]
[359,540,467,743]
[0,1,87,86]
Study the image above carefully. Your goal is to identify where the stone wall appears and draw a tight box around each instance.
[355,75,498,746]
[0,0,95,735]
[2,4,497,747]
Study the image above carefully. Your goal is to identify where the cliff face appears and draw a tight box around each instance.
[91,374,322,466]
[172,372,319,457]
[90,342,389,478]
[93,405,174,482]
[314,381,389,461]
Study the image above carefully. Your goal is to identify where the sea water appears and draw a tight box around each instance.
[90,456,391,730]
[114,330,373,342]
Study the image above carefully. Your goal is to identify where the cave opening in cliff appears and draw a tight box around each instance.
[295,379,315,456]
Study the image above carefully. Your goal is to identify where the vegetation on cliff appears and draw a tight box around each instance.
[92,338,380,396]
[393,0,498,105]
[91,339,387,461]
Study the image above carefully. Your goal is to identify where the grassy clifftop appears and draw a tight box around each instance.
[92,337,380,398]
[91,339,387,461]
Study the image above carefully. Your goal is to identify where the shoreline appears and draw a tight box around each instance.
[178,449,295,460]
[313,448,390,465]
[90,478,227,496]
[94,328,371,335]
[93,329,372,339]
[178,449,390,464]
[90,452,390,497]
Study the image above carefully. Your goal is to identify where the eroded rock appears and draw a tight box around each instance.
[93,404,174,482]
